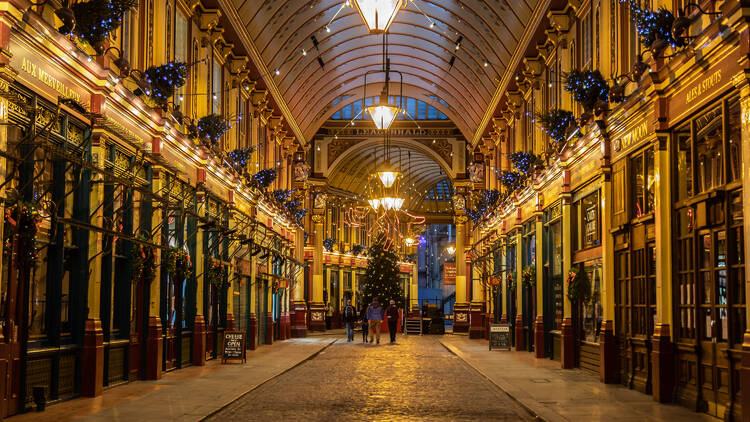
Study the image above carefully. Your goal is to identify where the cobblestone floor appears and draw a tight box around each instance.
[206,335,535,422]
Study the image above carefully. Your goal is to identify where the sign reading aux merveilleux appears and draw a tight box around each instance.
[222,331,246,363]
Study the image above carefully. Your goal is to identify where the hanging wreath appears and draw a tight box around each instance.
[522,265,536,287]
[564,69,610,113]
[506,271,516,291]
[4,201,41,269]
[323,237,335,252]
[272,189,294,206]
[71,0,137,49]
[228,147,254,169]
[206,259,227,288]
[508,152,542,175]
[293,208,307,226]
[498,170,523,190]
[350,244,366,256]
[250,168,277,189]
[196,114,231,147]
[566,267,591,304]
[164,246,192,280]
[629,4,685,50]
[144,61,188,105]
[132,236,156,284]
[536,109,577,152]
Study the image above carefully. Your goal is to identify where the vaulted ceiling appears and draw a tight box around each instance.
[230,0,545,142]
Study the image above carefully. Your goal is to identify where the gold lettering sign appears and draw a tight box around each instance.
[686,70,722,104]
[20,57,82,103]
[614,121,648,152]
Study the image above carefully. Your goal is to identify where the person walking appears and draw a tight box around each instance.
[342,299,356,342]
[324,303,332,330]
[359,305,369,343]
[366,297,384,344]
[385,299,400,344]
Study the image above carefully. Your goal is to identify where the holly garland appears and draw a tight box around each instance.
[465,189,502,224]
[228,147,254,169]
[537,109,576,147]
[272,189,294,206]
[250,168,277,189]
[197,114,231,146]
[323,237,335,252]
[564,69,610,113]
[522,265,536,287]
[566,267,591,304]
[164,246,192,281]
[498,170,523,190]
[628,3,685,49]
[144,61,188,105]
[206,258,228,288]
[293,208,307,225]
[132,236,156,284]
[71,0,137,48]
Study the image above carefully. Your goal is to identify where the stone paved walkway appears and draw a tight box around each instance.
[440,335,719,422]
[10,336,336,422]
[206,335,536,422]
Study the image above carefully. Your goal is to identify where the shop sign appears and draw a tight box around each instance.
[521,200,536,221]
[222,331,246,363]
[612,120,649,160]
[542,178,562,207]
[11,40,89,106]
[669,48,739,126]
[443,262,456,285]
[489,324,511,351]
[570,150,602,190]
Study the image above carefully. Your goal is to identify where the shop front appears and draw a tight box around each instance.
[543,201,564,360]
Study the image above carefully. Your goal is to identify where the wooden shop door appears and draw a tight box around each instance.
[0,233,27,416]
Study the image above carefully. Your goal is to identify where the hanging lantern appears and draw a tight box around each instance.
[352,0,405,33]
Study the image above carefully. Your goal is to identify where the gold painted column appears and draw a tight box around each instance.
[192,190,207,364]
[453,214,469,332]
[561,181,575,369]
[501,238,508,324]
[146,166,163,380]
[411,261,419,314]
[81,136,105,396]
[514,228,524,350]
[652,134,674,400]
[737,77,750,416]
[309,212,326,331]
[599,170,617,383]
[291,228,307,337]
[534,212,545,358]
[226,212,236,330]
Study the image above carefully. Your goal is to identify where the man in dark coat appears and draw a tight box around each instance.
[342,299,357,342]
[385,299,400,344]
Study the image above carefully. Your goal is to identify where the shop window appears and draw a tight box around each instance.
[212,60,222,114]
[675,124,693,202]
[581,262,602,342]
[581,8,592,68]
[727,96,741,182]
[631,147,655,217]
[695,106,723,193]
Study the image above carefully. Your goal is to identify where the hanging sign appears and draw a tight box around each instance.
[489,324,511,351]
[222,331,246,363]
[443,262,456,285]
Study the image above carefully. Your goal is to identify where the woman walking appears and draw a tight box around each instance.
[366,297,384,344]
[360,305,369,343]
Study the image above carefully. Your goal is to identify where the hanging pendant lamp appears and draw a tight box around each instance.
[352,0,405,33]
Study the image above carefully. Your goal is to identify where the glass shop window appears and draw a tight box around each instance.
[581,8,593,68]
[675,123,692,202]
[631,147,655,218]
[695,106,723,193]
[727,96,741,182]
[212,59,222,114]
[581,262,602,342]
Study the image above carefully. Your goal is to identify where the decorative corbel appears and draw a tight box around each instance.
[547,8,572,34]
[251,89,267,108]
[269,115,283,130]
[507,89,523,108]
[229,56,249,75]
[198,8,221,32]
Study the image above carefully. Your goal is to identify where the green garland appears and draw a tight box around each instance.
[506,271,516,291]
[522,265,536,287]
[3,200,40,269]
[206,259,227,288]
[132,235,156,284]
[164,246,192,281]
[566,267,591,304]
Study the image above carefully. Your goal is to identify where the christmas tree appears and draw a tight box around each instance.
[361,239,403,308]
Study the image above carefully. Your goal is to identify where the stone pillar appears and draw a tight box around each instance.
[309,213,326,331]
[561,184,575,369]
[453,215,469,332]
[535,213,545,358]
[145,167,163,380]
[500,238,508,324]
[291,229,307,337]
[82,137,105,395]
[248,253,258,350]
[515,229,524,351]
[226,212,236,331]
[411,260,419,315]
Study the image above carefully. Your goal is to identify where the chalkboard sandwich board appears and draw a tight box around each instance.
[489,324,511,351]
[222,331,246,363]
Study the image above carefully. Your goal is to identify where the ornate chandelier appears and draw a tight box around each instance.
[352,0,405,33]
